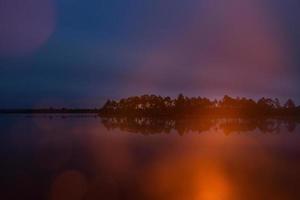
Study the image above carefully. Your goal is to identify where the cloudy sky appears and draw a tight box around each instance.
[0,0,300,108]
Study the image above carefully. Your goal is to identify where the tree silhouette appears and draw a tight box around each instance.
[99,94,299,117]
[285,99,296,109]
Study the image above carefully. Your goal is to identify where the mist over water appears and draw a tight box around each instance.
[1,115,300,200]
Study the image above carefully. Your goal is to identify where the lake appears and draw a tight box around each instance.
[1,115,300,200]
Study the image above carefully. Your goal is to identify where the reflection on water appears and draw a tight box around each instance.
[1,115,300,200]
[102,116,298,135]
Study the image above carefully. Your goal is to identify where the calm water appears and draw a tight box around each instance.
[1,115,300,200]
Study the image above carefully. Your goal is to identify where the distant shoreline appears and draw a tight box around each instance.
[0,109,100,114]
[2,94,300,118]
[1,109,300,120]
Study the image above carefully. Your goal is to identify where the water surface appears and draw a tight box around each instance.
[1,115,300,200]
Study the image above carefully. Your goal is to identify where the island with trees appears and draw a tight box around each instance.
[99,94,300,118]
[1,94,300,117]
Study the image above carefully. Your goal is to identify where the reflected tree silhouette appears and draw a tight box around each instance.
[101,116,298,136]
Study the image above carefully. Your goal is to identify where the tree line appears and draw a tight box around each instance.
[100,94,300,117]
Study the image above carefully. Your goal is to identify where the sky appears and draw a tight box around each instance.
[0,0,300,108]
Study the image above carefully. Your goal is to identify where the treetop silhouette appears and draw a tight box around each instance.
[100,94,300,117]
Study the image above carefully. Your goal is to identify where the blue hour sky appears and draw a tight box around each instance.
[0,0,300,108]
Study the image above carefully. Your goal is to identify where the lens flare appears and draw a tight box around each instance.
[0,0,56,57]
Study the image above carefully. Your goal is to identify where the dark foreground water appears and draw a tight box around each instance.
[1,115,300,200]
